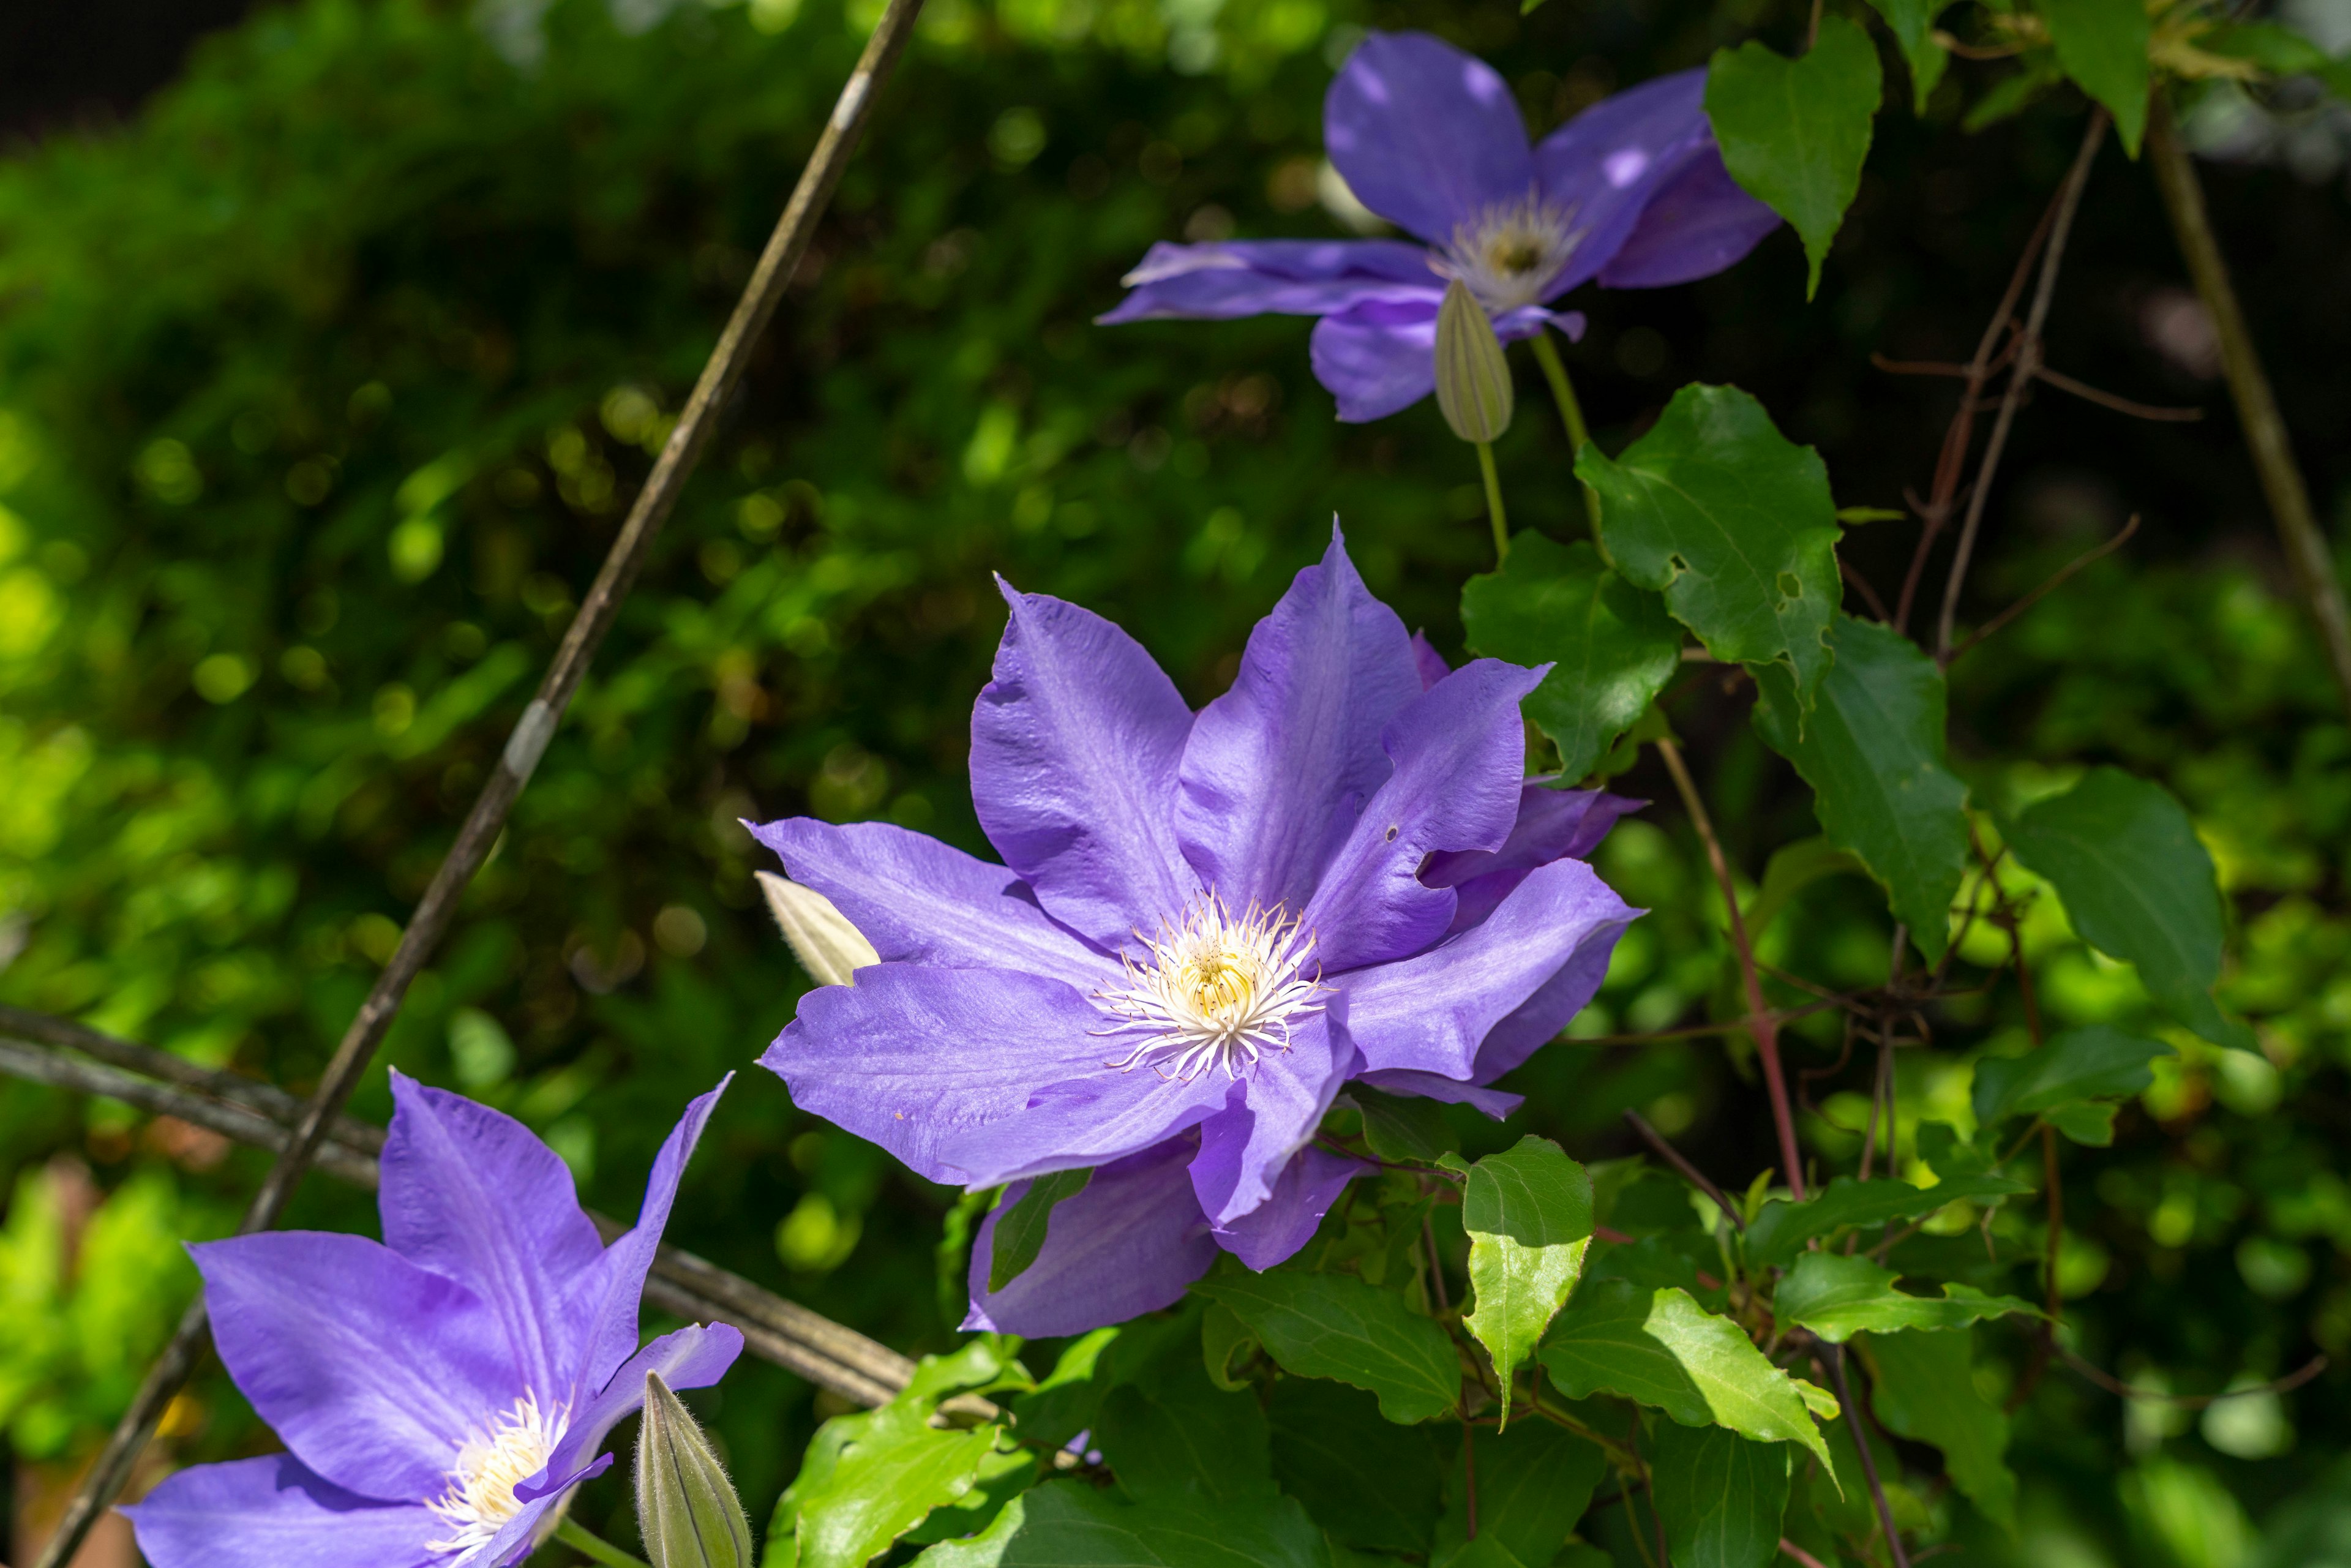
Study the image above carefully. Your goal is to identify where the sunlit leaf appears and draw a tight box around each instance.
[1643,1288,1834,1471]
[1773,1252,2036,1343]
[1455,1137,1594,1425]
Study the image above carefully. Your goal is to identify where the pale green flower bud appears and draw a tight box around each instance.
[635,1372,753,1568]
[1433,279,1514,446]
[756,870,879,986]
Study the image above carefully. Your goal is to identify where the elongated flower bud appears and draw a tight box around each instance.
[756,870,880,986]
[635,1372,753,1568]
[1433,278,1514,445]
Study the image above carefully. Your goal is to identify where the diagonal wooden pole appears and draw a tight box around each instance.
[32,3,926,1558]
[2146,94,2351,723]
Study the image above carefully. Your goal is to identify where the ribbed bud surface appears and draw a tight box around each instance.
[1433,279,1514,445]
[635,1372,752,1568]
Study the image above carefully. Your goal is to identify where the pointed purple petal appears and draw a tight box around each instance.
[764,964,1226,1187]
[561,1077,732,1395]
[746,818,1115,989]
[970,583,1199,948]
[963,1138,1218,1336]
[1211,1145,1367,1270]
[1187,1014,1353,1226]
[1596,147,1781,288]
[1176,527,1422,914]
[1423,784,1643,930]
[380,1073,602,1398]
[1409,631,1451,691]
[1100,239,1442,322]
[1325,31,1535,244]
[1533,67,1717,293]
[521,1323,744,1504]
[1300,659,1547,973]
[1354,1070,1523,1118]
[1472,901,1637,1081]
[194,1231,520,1502]
[1333,858,1636,1081]
[122,1455,440,1568]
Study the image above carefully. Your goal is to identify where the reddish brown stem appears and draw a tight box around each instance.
[1656,737,1807,1200]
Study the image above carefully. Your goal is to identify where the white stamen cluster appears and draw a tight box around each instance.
[424,1392,569,1553]
[1095,895,1324,1081]
[1433,192,1583,313]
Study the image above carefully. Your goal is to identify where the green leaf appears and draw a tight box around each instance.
[913,1481,1334,1568]
[1012,1313,1197,1450]
[988,1168,1091,1291]
[1096,1354,1274,1504]
[1650,1422,1793,1568]
[1575,384,1840,703]
[1741,836,1866,942]
[1201,1300,1261,1392]
[1962,60,2063,132]
[903,1447,1042,1548]
[1458,1136,1595,1424]
[1752,615,1969,961]
[2036,0,2150,154]
[1460,535,1683,781]
[1193,1268,1461,1424]
[1971,1024,2173,1135]
[1642,1288,1834,1471]
[1539,1276,1712,1425]
[1351,1084,1456,1165]
[1432,1420,1608,1568]
[1267,1380,1445,1555]
[1704,17,1883,296]
[1862,0,1952,111]
[1745,1172,2033,1267]
[2004,767,2255,1050]
[1860,1328,2017,1531]
[1772,1252,2036,1342]
[770,1343,1009,1568]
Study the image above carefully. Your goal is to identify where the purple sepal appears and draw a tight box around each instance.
[1597,148,1781,288]
[1408,630,1451,691]
[1354,1070,1525,1119]
[963,1139,1219,1337]
[1187,1014,1352,1226]
[1423,784,1643,931]
[520,1322,744,1503]
[1471,909,1636,1081]
[1324,30,1535,244]
[1212,1145,1368,1270]
[1098,239,1439,322]
[121,1454,440,1568]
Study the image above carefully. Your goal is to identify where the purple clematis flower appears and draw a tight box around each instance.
[1100,31,1780,422]
[754,529,1637,1335]
[124,1073,741,1568]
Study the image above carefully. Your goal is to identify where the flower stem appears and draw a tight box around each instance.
[1475,441,1509,565]
[1529,332,1600,532]
[555,1517,652,1568]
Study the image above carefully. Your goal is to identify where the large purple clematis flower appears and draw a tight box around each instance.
[1100,31,1779,421]
[124,1073,741,1568]
[754,530,1637,1335]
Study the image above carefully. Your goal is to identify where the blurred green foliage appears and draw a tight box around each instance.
[0,0,2346,1559]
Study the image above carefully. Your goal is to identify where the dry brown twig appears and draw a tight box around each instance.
[31,6,930,1559]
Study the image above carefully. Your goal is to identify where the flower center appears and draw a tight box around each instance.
[423,1392,568,1553]
[1095,895,1324,1081]
[1433,193,1583,313]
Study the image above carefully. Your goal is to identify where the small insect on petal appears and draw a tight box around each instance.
[1434,279,1514,446]
[635,1372,754,1568]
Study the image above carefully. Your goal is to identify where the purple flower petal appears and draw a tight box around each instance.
[746,819,1117,989]
[1325,31,1535,244]
[520,1322,744,1506]
[1409,631,1451,691]
[1472,899,1635,1081]
[963,1138,1218,1337]
[1186,1013,1354,1225]
[970,582,1200,949]
[193,1231,520,1504]
[379,1074,603,1399]
[560,1077,731,1395]
[1099,239,1441,323]
[1211,1144,1367,1270]
[122,1454,441,1568]
[1532,67,1717,293]
[1354,1070,1524,1119]
[1176,527,1422,915]
[765,964,1226,1187]
[1423,784,1642,931]
[1333,857,1635,1081]
[1301,659,1548,973]
[1596,146,1782,289]
[1309,299,1571,423]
